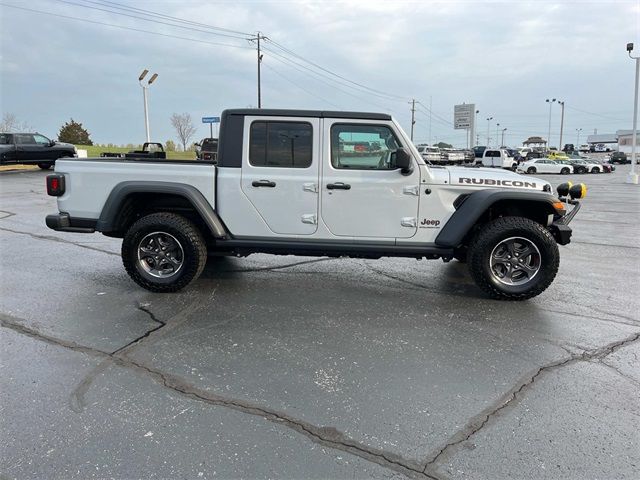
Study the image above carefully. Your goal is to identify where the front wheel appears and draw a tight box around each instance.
[526,167,536,174]
[467,217,559,300]
[122,212,207,292]
[591,167,600,173]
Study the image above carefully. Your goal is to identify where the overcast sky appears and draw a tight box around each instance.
[1,0,638,148]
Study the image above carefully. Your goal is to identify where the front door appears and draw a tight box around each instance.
[240,117,320,235]
[320,121,420,239]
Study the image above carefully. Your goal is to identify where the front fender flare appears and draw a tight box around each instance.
[435,189,560,248]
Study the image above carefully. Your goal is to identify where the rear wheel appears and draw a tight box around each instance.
[591,167,600,173]
[467,217,559,300]
[526,167,536,174]
[122,212,207,292]
[38,163,52,170]
[560,167,570,174]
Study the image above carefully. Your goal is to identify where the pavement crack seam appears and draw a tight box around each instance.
[0,226,118,256]
[597,359,640,388]
[0,315,438,480]
[421,331,640,474]
[110,304,167,355]
[0,210,16,219]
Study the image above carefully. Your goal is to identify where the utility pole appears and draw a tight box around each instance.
[253,32,266,108]
[576,128,582,147]
[428,96,432,145]
[486,117,493,146]
[558,100,565,150]
[496,123,500,147]
[410,99,416,142]
[626,42,639,184]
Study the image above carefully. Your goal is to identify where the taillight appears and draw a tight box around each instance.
[46,174,65,196]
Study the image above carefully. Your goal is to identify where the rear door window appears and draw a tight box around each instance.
[249,121,312,168]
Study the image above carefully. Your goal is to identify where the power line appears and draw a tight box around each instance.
[261,63,342,109]
[80,0,252,36]
[47,0,252,40]
[0,3,254,49]
[261,45,403,108]
[262,48,404,115]
[265,38,409,102]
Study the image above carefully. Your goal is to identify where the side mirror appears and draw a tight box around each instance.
[395,148,413,175]
[49,140,56,147]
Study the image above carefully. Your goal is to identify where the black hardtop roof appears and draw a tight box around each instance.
[221,109,392,121]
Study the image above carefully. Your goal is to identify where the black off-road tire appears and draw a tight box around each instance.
[38,163,53,170]
[467,216,560,300]
[122,212,207,292]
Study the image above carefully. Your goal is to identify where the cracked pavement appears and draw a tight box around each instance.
[1,167,639,479]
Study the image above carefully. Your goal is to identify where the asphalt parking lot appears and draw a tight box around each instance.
[1,166,639,479]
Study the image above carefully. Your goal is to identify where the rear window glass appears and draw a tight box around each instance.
[485,150,500,157]
[249,121,312,168]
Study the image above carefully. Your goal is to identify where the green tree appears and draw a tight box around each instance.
[434,142,453,149]
[58,119,93,145]
[165,140,176,152]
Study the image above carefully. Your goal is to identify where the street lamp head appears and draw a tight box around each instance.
[138,69,149,81]
[627,42,634,53]
[475,110,479,114]
[148,73,159,85]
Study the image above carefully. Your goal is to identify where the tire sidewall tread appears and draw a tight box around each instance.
[122,212,207,292]
[467,216,560,300]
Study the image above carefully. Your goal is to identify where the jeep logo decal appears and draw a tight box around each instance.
[458,177,537,188]
[420,219,441,228]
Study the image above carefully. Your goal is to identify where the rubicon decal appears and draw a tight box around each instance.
[458,178,537,188]
[420,219,441,228]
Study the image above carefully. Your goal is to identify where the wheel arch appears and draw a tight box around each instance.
[96,181,228,239]
[435,189,560,248]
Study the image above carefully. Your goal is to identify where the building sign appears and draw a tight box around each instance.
[454,104,474,130]
[202,116,220,124]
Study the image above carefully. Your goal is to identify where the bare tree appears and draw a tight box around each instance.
[1,113,32,132]
[170,113,197,152]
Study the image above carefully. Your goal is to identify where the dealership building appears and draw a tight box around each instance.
[587,130,640,153]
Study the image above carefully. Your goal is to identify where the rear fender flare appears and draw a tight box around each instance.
[96,181,227,238]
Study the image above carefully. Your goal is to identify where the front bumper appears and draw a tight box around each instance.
[46,213,96,233]
[549,201,581,245]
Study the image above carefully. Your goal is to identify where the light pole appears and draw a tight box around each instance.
[546,98,556,152]
[501,128,507,147]
[486,116,493,146]
[496,123,500,147]
[558,101,565,150]
[139,69,159,143]
[474,109,479,146]
[576,128,582,147]
[626,42,639,184]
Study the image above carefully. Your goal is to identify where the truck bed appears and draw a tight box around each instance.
[54,158,217,221]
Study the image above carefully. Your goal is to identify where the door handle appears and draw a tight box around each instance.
[326,182,351,190]
[252,180,276,188]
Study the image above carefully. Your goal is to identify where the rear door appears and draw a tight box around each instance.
[0,134,16,163]
[240,117,320,235]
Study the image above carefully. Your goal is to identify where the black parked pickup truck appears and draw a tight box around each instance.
[0,132,77,169]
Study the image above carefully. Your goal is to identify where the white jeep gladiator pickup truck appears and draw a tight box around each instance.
[45,109,583,300]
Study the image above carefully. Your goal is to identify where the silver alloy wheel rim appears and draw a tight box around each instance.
[137,231,184,279]
[489,236,541,286]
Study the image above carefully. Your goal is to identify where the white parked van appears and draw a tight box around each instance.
[480,148,518,170]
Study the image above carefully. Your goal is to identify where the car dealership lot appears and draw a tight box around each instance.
[1,167,638,479]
